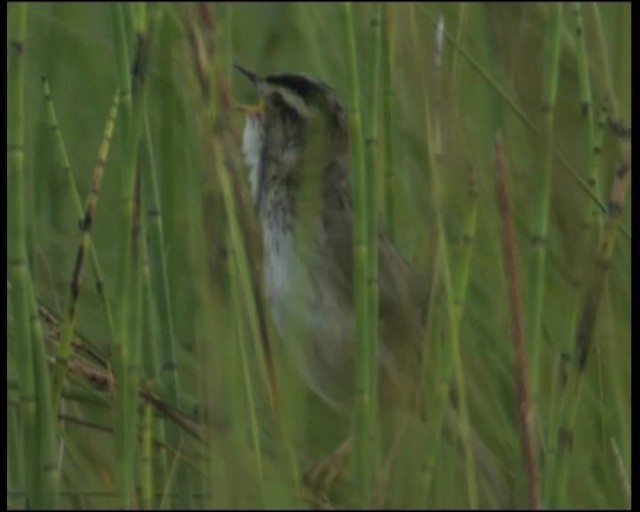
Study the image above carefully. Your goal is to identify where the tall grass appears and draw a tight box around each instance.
[6,3,630,509]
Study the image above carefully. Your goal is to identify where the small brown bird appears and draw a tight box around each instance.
[236,65,507,505]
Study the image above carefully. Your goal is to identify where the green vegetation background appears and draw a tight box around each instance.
[7,2,630,509]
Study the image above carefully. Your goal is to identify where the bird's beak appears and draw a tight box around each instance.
[234,64,259,84]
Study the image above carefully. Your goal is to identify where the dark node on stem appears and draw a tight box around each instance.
[162,361,178,372]
[530,234,547,246]
[132,34,149,96]
[8,144,25,152]
[559,352,571,389]
[10,40,24,54]
[70,277,82,302]
[7,258,26,269]
[593,145,602,155]
[147,208,162,219]
[558,428,574,451]
[95,278,104,295]
[575,325,591,370]
[365,137,377,146]
[608,118,631,139]
[80,211,93,232]
[461,232,474,245]
[616,161,630,179]
[448,386,459,408]
[580,102,590,117]
[541,102,553,114]
[608,200,623,217]
[595,256,612,272]
[587,178,596,187]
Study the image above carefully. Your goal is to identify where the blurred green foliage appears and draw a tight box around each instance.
[7,2,630,509]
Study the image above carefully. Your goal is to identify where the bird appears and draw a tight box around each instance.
[235,65,507,506]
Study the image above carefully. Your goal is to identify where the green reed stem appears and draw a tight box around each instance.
[7,4,36,507]
[141,110,172,503]
[212,136,269,496]
[140,389,154,509]
[111,2,146,506]
[381,2,396,242]
[366,0,383,443]
[571,3,601,209]
[41,75,117,357]
[228,232,266,503]
[29,279,60,509]
[51,90,120,413]
[8,4,59,507]
[529,1,562,408]
[547,160,630,507]
[342,2,376,506]
[415,4,628,241]
[544,6,606,504]
[408,6,478,507]
[453,167,479,325]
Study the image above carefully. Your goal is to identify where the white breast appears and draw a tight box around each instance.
[241,112,264,201]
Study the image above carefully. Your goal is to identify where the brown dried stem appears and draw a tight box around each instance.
[493,133,540,509]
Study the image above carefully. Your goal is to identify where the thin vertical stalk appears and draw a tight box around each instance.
[51,90,120,412]
[9,7,59,506]
[110,3,149,506]
[211,136,271,500]
[365,0,383,442]
[414,4,620,231]
[141,109,172,502]
[571,3,601,214]
[7,4,37,507]
[494,134,540,509]
[453,166,479,325]
[610,437,631,507]
[342,2,375,506]
[544,5,608,504]
[29,279,60,509]
[151,10,185,496]
[141,58,180,441]
[228,232,266,504]
[547,160,630,508]
[220,3,234,87]
[41,75,117,355]
[140,397,154,509]
[408,6,478,507]
[381,2,396,242]
[210,133,276,412]
[529,1,562,405]
[432,15,445,163]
